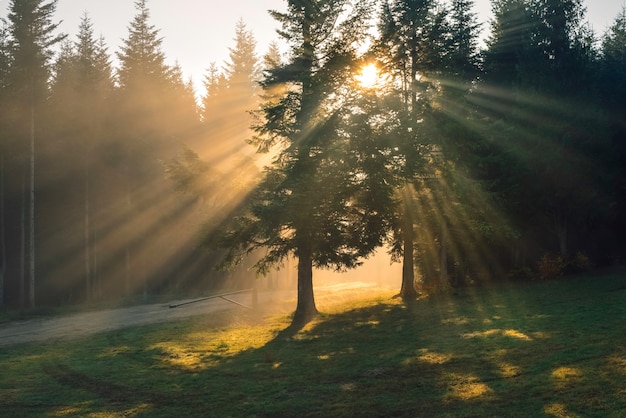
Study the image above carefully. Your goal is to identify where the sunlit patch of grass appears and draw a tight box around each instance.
[49,402,152,417]
[461,328,533,341]
[609,354,626,375]
[444,373,494,400]
[48,404,83,417]
[502,329,532,341]
[552,366,583,380]
[544,402,582,418]
[498,361,521,378]
[149,342,205,370]
[551,366,585,392]
[441,316,472,325]
[415,348,453,365]
[461,328,501,338]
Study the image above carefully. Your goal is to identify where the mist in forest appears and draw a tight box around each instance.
[2,0,626,313]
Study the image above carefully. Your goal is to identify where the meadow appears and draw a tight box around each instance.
[1,270,625,417]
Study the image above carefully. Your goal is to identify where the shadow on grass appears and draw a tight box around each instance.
[3,271,626,417]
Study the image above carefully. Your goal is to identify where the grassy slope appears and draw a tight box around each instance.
[1,271,625,417]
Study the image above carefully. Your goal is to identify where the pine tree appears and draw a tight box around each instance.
[5,0,64,308]
[116,0,168,92]
[224,19,260,106]
[374,0,451,298]
[479,0,605,261]
[483,0,534,89]
[601,7,626,117]
[214,0,391,324]
[48,13,114,303]
[0,19,9,308]
[115,0,174,297]
[200,20,260,167]
[262,41,283,72]
[447,0,481,83]
[600,7,626,254]
[201,62,228,124]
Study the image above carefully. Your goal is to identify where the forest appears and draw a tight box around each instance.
[0,0,625,315]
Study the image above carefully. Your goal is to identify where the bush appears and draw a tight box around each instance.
[538,253,566,280]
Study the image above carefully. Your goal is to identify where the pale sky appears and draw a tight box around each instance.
[0,0,623,97]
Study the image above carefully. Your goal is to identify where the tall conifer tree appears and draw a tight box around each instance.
[48,14,114,302]
[479,0,603,259]
[115,0,172,297]
[5,0,64,307]
[374,0,450,298]
[215,0,393,323]
[0,19,9,307]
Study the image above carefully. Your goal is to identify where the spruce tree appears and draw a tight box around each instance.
[200,20,260,168]
[5,0,64,308]
[115,0,184,297]
[0,19,9,307]
[600,7,626,255]
[479,0,605,261]
[448,0,481,82]
[214,0,392,324]
[48,14,114,303]
[374,0,451,298]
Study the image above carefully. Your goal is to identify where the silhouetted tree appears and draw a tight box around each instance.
[47,14,114,302]
[115,0,200,298]
[374,0,451,298]
[200,20,260,169]
[215,0,393,324]
[600,7,626,256]
[0,19,10,307]
[5,0,64,307]
[477,0,606,263]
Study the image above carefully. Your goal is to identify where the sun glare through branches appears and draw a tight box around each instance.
[356,63,379,89]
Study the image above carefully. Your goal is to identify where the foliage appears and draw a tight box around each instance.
[213,0,393,322]
[537,252,566,279]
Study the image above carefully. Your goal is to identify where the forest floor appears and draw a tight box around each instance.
[0,281,383,347]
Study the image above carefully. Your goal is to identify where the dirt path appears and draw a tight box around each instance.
[0,289,294,348]
[0,282,384,348]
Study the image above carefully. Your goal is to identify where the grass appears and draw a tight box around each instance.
[1,271,625,417]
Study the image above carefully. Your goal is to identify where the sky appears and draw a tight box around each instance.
[0,0,624,97]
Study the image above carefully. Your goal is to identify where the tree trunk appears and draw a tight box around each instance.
[555,211,568,256]
[0,154,5,308]
[293,241,317,324]
[20,171,26,308]
[125,247,131,297]
[84,163,91,303]
[29,103,35,309]
[93,226,99,299]
[400,203,418,300]
[125,178,132,297]
[440,221,449,287]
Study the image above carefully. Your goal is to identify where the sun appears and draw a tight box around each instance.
[356,63,379,88]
